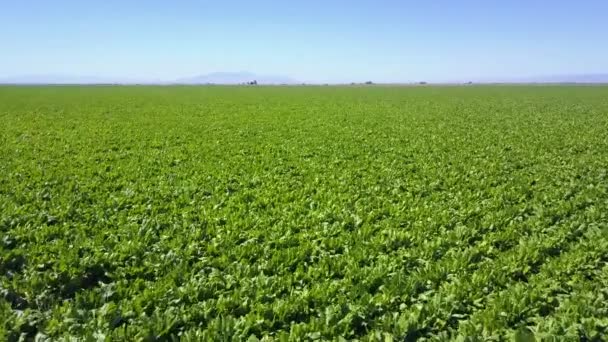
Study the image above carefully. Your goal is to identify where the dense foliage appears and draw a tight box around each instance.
[1,85,608,340]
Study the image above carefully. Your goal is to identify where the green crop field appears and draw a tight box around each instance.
[1,85,608,340]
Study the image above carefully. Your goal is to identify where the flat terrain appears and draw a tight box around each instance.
[1,85,608,340]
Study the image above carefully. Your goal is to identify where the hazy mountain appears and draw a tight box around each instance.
[522,74,608,83]
[467,73,608,84]
[0,72,297,85]
[175,71,298,84]
[0,75,110,84]
[2,72,606,85]
[0,74,162,84]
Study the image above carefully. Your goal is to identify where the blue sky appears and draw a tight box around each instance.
[1,0,607,83]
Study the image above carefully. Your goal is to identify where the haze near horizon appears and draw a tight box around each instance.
[1,0,607,83]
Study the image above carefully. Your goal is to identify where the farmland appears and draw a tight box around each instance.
[1,85,608,340]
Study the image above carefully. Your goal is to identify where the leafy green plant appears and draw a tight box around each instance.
[1,85,607,340]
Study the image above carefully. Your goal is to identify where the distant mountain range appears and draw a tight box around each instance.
[514,74,608,84]
[449,74,608,84]
[0,72,299,85]
[175,71,298,85]
[0,75,160,85]
[1,72,607,85]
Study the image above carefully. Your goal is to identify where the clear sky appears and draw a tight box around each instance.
[1,0,607,83]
